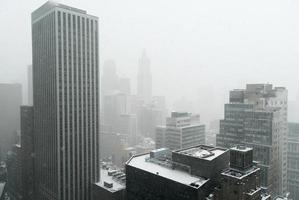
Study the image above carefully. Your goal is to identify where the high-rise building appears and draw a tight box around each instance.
[287,123,299,200]
[216,84,288,196]
[32,2,99,200]
[0,83,22,160]
[156,112,205,150]
[93,163,126,200]
[137,50,152,103]
[126,145,229,200]
[27,65,33,106]
[20,106,34,200]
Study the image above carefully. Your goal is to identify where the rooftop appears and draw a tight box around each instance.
[32,1,97,22]
[171,111,191,118]
[230,146,252,152]
[176,145,227,161]
[127,153,209,187]
[95,167,125,192]
[221,166,259,180]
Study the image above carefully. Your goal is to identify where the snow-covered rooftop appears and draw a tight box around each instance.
[230,146,252,152]
[95,169,125,192]
[177,146,226,161]
[221,166,259,180]
[127,154,209,187]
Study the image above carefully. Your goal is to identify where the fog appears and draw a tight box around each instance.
[1,0,299,120]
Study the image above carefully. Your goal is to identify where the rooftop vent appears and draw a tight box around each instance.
[104,181,113,188]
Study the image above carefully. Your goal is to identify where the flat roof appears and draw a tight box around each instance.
[95,169,125,192]
[230,146,252,152]
[221,167,259,180]
[176,146,227,161]
[32,1,97,22]
[127,154,209,187]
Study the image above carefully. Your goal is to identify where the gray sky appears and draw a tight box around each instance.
[1,0,299,117]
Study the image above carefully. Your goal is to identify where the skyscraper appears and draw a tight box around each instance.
[32,2,99,200]
[216,84,288,196]
[137,50,152,103]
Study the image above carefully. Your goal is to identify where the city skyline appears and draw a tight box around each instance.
[1,1,299,200]
[2,0,299,113]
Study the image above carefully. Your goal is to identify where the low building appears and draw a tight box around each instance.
[126,145,229,200]
[93,164,126,200]
[217,146,262,200]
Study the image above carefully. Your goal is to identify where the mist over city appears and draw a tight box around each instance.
[0,0,299,200]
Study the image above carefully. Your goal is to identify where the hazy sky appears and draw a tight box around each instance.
[1,0,299,114]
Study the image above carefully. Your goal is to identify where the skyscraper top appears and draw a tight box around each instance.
[32,1,97,22]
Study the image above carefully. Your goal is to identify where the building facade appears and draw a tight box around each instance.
[156,112,205,150]
[6,145,22,200]
[32,2,100,200]
[27,65,33,106]
[20,106,34,200]
[287,123,299,200]
[216,84,288,196]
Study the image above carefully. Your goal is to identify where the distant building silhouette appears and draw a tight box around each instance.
[101,60,119,96]
[0,83,22,160]
[32,2,100,199]
[137,50,152,103]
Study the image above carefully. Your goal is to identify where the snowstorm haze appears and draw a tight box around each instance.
[1,0,299,119]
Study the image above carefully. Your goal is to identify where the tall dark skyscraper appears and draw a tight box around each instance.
[0,83,22,160]
[137,50,152,103]
[31,2,100,200]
